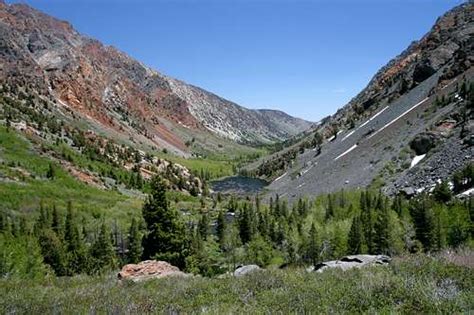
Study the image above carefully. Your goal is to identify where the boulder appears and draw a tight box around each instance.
[233,265,261,277]
[118,260,189,282]
[410,132,441,155]
[314,255,391,273]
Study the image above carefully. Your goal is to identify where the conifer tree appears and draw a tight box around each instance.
[216,210,226,247]
[307,222,320,265]
[374,194,391,254]
[325,194,335,221]
[361,191,375,254]
[198,212,210,240]
[64,202,89,274]
[90,222,116,272]
[433,181,452,203]
[127,218,142,264]
[38,229,67,276]
[348,215,363,254]
[141,176,186,268]
[410,195,436,252]
[46,163,55,179]
[238,203,254,244]
[332,226,347,259]
[51,205,62,236]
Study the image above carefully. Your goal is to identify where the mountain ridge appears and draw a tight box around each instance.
[253,2,473,201]
[0,1,312,156]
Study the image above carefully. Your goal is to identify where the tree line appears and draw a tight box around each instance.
[1,171,472,279]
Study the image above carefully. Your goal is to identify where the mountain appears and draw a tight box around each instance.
[256,2,473,201]
[0,1,312,156]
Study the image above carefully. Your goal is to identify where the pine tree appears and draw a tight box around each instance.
[374,194,391,255]
[238,203,254,244]
[46,163,55,179]
[433,181,452,203]
[361,191,375,254]
[141,176,186,268]
[325,194,335,221]
[348,216,363,254]
[307,223,320,266]
[0,213,5,233]
[198,212,210,240]
[216,210,226,247]
[332,226,347,259]
[127,218,142,264]
[221,224,242,273]
[410,195,436,252]
[90,222,117,273]
[51,205,62,236]
[38,229,67,276]
[64,202,89,275]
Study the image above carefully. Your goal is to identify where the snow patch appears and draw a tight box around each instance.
[357,106,389,131]
[410,154,426,168]
[334,144,358,161]
[368,98,428,139]
[273,172,288,183]
[460,187,474,196]
[341,130,355,142]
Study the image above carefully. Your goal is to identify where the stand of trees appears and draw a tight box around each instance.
[0,174,472,279]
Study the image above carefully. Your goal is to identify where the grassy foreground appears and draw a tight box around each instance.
[1,254,472,314]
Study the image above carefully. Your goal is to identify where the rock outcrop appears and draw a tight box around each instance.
[314,255,391,273]
[118,260,189,282]
[233,265,262,277]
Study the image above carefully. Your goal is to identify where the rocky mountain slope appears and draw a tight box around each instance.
[0,1,311,156]
[257,2,473,201]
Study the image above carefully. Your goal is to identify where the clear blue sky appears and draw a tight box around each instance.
[9,0,464,121]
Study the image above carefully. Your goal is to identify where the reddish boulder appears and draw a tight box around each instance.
[118,260,188,282]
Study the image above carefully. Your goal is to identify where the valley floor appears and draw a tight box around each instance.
[1,253,473,314]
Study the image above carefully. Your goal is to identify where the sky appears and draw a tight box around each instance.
[8,0,465,121]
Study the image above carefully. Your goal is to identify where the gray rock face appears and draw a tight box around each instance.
[314,255,391,273]
[260,3,473,202]
[233,265,261,277]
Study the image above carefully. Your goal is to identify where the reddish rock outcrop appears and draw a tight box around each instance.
[118,260,188,282]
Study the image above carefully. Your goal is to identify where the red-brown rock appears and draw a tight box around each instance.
[118,260,188,282]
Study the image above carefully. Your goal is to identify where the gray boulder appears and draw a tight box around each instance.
[314,255,391,273]
[233,265,261,277]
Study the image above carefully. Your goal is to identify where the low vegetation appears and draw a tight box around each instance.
[0,253,472,313]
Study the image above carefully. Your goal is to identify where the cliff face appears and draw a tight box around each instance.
[0,2,311,155]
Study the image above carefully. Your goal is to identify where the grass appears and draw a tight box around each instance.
[0,254,472,313]
[0,126,142,226]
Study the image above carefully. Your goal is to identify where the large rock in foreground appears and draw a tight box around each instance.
[118,260,189,282]
[314,255,391,273]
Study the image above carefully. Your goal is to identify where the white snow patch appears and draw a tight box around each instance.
[460,187,474,196]
[301,165,314,175]
[273,172,288,183]
[341,130,355,142]
[416,187,425,194]
[334,144,358,161]
[368,98,428,139]
[357,106,390,131]
[410,154,426,168]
